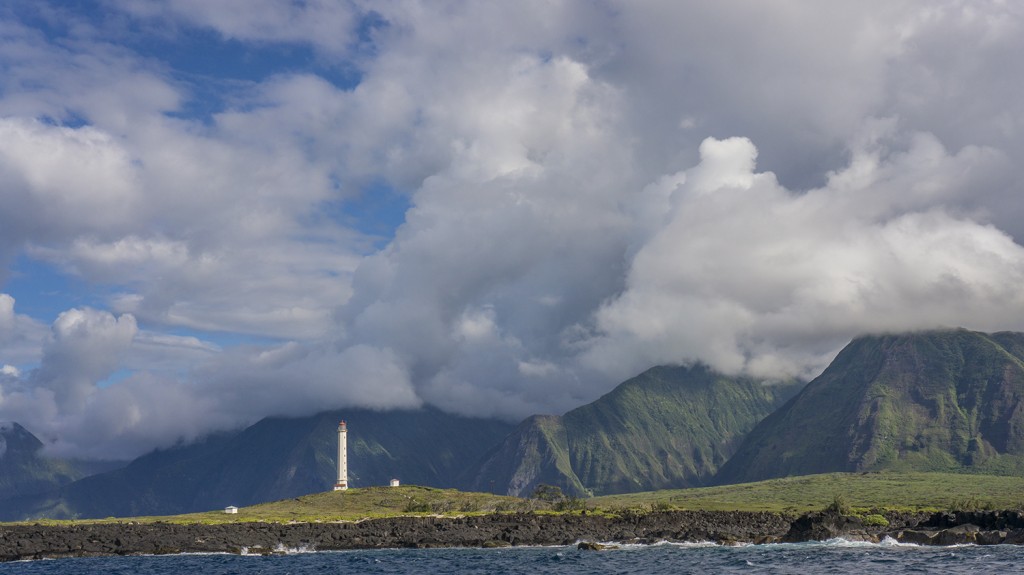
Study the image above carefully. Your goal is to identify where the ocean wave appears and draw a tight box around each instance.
[238,544,317,556]
[599,540,720,550]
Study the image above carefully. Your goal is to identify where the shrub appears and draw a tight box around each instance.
[825,494,851,515]
[862,514,889,527]
[554,497,587,512]
[531,484,565,502]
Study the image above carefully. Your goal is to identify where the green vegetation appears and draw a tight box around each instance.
[861,514,889,527]
[590,472,1024,513]
[530,484,566,501]
[526,483,588,512]
[949,496,995,512]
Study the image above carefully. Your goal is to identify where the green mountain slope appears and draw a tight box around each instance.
[461,415,587,497]
[10,407,513,520]
[466,365,801,497]
[0,422,84,502]
[716,329,1024,484]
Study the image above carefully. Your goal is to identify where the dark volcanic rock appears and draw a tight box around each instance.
[896,529,937,545]
[2,509,1022,561]
[791,510,1024,547]
[0,511,791,561]
[784,512,874,542]
[883,510,1024,545]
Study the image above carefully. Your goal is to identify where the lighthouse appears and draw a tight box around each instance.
[334,420,348,491]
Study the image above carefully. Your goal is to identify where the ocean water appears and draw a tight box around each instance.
[3,540,1023,574]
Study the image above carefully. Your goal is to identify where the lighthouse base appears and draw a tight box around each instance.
[333,483,348,491]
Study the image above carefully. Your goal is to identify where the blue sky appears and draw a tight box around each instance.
[2,0,1024,459]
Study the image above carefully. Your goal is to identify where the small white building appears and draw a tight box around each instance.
[390,478,400,487]
[225,506,239,514]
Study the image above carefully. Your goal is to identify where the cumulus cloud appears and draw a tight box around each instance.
[0,118,141,273]
[30,308,137,410]
[584,135,1024,382]
[0,303,222,459]
[3,1,1024,458]
[0,305,133,456]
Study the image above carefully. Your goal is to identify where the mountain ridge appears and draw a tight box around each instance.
[715,328,1024,484]
[464,364,802,497]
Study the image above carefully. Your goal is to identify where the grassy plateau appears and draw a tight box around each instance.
[592,471,1024,513]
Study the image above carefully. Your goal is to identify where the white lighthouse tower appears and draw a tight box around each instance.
[334,420,348,491]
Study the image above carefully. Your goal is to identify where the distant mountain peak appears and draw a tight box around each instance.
[0,421,31,436]
[0,422,43,459]
[716,328,1024,484]
[0,422,85,511]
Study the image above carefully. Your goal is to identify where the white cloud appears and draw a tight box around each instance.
[583,135,1024,382]
[30,307,138,410]
[0,302,228,459]
[0,118,140,254]
[193,341,421,423]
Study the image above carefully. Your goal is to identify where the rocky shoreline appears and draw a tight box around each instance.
[2,510,1024,561]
